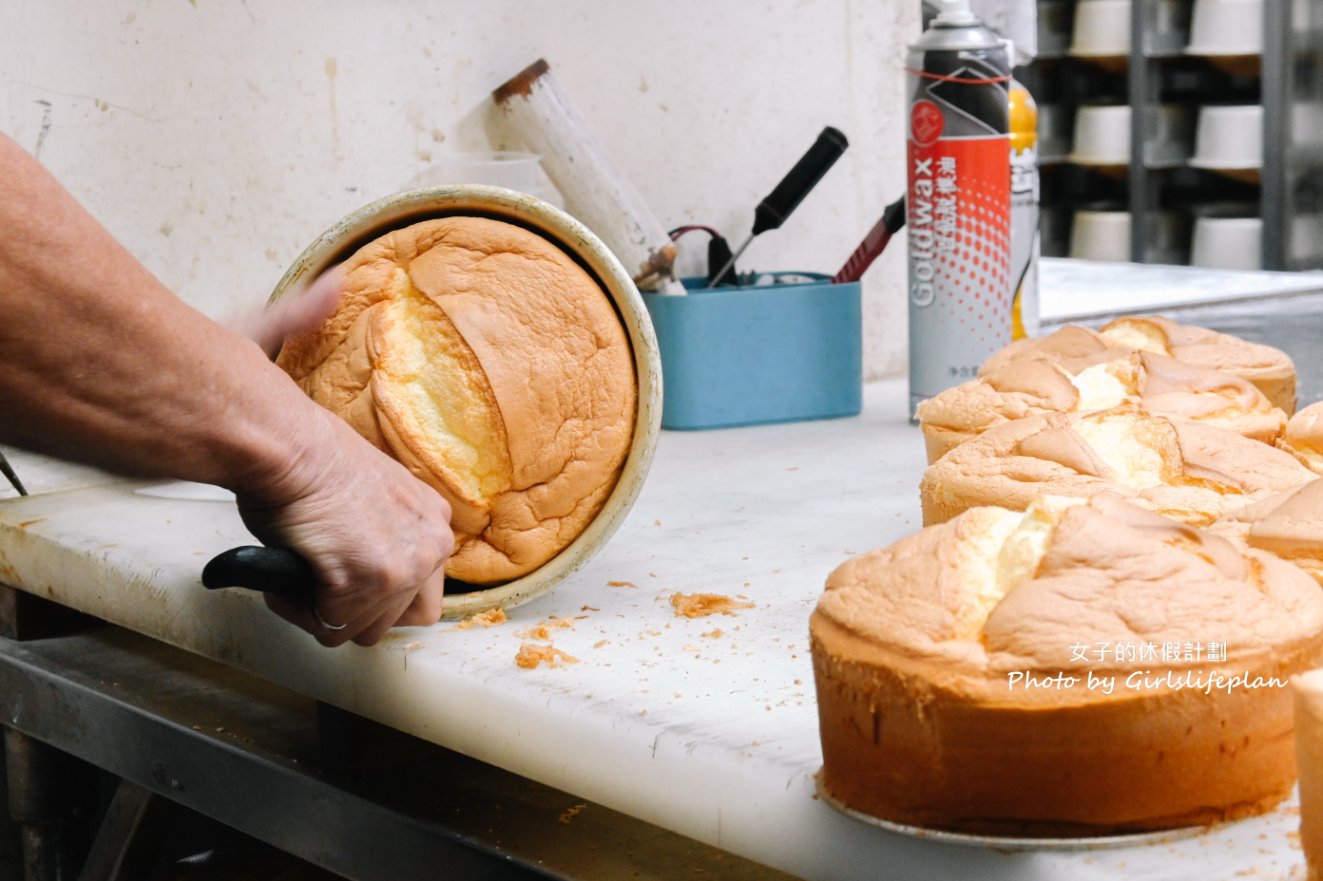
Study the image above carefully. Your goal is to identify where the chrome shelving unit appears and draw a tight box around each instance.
[1128,0,1323,271]
[982,0,1323,271]
[1261,0,1323,270]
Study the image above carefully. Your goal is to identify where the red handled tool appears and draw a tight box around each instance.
[832,195,906,284]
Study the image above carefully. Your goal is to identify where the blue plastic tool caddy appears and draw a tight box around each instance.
[642,274,862,430]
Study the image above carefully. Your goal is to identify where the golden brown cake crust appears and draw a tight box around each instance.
[981,318,1297,415]
[979,323,1110,374]
[1217,479,1323,585]
[277,217,637,584]
[917,350,1285,464]
[918,406,1315,527]
[812,496,1323,834]
[1115,316,1297,415]
[1279,401,1323,475]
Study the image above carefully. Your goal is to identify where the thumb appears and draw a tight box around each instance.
[232,267,345,358]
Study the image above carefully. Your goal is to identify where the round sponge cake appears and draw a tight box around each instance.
[276,216,637,585]
[917,349,1286,465]
[984,317,1298,415]
[812,495,1323,835]
[919,405,1315,527]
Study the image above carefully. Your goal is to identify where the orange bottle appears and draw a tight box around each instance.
[1009,77,1040,340]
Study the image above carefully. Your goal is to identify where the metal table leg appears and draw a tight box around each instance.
[0,627,796,881]
[0,585,102,881]
[75,781,171,881]
[4,730,97,881]
[0,748,19,881]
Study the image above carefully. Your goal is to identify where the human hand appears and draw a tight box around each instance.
[227,267,454,646]
[234,407,455,647]
[229,268,343,358]
[0,133,451,647]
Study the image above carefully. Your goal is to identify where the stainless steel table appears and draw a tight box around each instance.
[0,617,794,881]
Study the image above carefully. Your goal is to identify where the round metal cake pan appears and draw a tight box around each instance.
[269,184,662,619]
[814,776,1208,852]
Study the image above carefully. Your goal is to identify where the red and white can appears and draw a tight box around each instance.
[905,0,1011,417]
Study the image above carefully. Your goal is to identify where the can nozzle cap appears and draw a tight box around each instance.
[934,0,979,25]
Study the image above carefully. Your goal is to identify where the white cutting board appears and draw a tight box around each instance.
[1039,258,1323,323]
[0,380,1307,881]
[0,445,119,500]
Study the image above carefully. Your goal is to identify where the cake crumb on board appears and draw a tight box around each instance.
[670,593,755,618]
[515,643,580,669]
[454,607,507,630]
[558,803,587,824]
[517,616,575,641]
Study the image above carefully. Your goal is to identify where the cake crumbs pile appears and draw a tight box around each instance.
[513,616,579,669]
[669,592,755,619]
[454,607,507,630]
[558,803,587,825]
[517,616,574,641]
[516,643,580,669]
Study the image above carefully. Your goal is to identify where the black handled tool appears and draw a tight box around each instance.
[709,125,849,286]
[0,450,26,496]
[202,546,316,602]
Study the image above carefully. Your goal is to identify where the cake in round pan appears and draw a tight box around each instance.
[277,216,637,585]
[916,348,1286,464]
[812,494,1323,836]
[1277,401,1323,475]
[918,405,1315,527]
[984,317,1297,415]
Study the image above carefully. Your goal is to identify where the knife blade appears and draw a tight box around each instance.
[0,450,27,496]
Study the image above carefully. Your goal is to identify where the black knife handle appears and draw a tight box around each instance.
[751,125,849,236]
[202,546,317,602]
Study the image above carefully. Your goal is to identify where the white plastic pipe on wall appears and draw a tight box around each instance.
[494,59,686,295]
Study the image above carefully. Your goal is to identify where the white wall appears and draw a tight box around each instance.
[2,0,918,379]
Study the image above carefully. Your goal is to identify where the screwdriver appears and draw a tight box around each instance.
[709,125,849,287]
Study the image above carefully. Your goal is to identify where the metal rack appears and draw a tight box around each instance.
[1259,0,1323,269]
[1023,0,1323,271]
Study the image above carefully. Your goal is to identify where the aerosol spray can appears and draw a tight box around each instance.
[906,0,1011,417]
[1009,73,1040,340]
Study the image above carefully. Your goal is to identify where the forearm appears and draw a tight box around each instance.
[0,133,318,496]
[0,134,454,647]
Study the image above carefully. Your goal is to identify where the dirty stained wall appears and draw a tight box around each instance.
[1,1,918,379]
